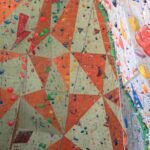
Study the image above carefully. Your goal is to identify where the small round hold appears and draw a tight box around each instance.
[8,121,14,127]
[14,15,18,20]
[10,94,17,101]
[0,68,5,75]
[7,87,14,93]
[0,100,3,105]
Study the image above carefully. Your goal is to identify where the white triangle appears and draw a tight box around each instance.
[46,90,69,131]
[0,57,22,95]
[66,97,113,150]
[34,35,69,58]
[0,0,44,53]
[21,56,42,95]
[103,57,118,95]
[71,0,95,52]
[83,5,106,54]
[70,54,99,95]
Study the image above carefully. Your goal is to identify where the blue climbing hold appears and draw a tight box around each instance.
[4,20,11,24]
[0,68,4,75]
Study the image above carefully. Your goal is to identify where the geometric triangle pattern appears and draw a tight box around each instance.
[0,0,127,149]
[48,137,81,150]
[65,94,100,132]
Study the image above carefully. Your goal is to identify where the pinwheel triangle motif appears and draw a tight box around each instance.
[0,0,126,149]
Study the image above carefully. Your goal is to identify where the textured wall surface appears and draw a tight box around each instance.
[101,0,149,149]
[0,0,149,150]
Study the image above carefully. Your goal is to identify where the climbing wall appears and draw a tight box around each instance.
[100,0,150,150]
[0,0,130,150]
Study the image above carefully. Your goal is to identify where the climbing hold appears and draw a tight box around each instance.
[128,16,140,32]
[48,37,53,43]
[14,15,18,20]
[8,121,14,127]
[40,16,47,22]
[10,94,17,101]
[120,21,127,39]
[135,25,150,57]
[112,0,117,7]
[0,68,5,75]
[135,49,146,58]
[139,64,150,79]
[7,87,14,93]
[0,100,3,105]
[39,32,45,36]
[43,28,49,34]
[124,117,128,128]
[4,20,11,24]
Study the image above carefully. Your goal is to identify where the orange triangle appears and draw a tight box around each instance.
[104,88,120,107]
[104,100,124,150]
[107,55,117,79]
[65,94,100,132]
[29,0,52,52]
[30,55,51,86]
[73,53,106,93]
[51,0,79,50]
[0,0,22,24]
[24,89,61,132]
[54,53,70,89]
[0,50,23,62]
[49,137,80,150]
[0,88,18,118]
[94,0,110,52]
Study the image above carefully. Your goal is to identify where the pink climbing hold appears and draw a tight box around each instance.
[20,71,25,79]
[135,25,150,57]
[39,16,47,22]
[10,94,17,101]
[7,87,14,93]
[8,121,14,127]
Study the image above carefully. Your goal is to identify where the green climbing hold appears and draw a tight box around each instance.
[48,37,53,43]
[39,143,46,149]
[43,28,49,34]
[47,118,52,124]
[39,32,45,36]
[36,103,45,108]
[47,93,54,101]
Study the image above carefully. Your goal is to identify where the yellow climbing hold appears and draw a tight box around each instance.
[120,20,127,39]
[128,16,140,32]
[139,64,150,79]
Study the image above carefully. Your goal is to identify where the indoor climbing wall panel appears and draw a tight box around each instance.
[100,0,150,149]
[0,0,136,150]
